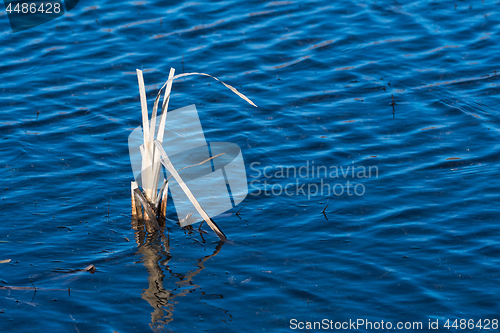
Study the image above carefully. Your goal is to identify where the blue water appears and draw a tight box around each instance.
[1,0,500,332]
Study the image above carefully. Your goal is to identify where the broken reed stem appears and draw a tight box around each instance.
[153,72,258,109]
[155,180,168,214]
[135,192,143,220]
[131,181,141,219]
[133,188,159,232]
[151,68,176,204]
[137,69,154,201]
[154,140,227,241]
[161,182,168,219]
[139,143,154,202]
[131,182,137,218]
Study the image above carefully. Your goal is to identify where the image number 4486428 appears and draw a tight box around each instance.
[3,0,79,32]
[6,2,63,14]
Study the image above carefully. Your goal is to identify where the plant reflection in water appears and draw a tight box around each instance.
[132,215,230,331]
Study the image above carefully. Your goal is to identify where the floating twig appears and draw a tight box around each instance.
[322,205,329,220]
[84,264,96,274]
[235,203,247,219]
[391,94,396,118]
[30,280,37,302]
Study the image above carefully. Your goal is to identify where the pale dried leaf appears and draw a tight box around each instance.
[154,140,226,241]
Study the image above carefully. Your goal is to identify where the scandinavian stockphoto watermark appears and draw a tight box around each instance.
[3,0,79,33]
[249,161,378,199]
[128,104,248,227]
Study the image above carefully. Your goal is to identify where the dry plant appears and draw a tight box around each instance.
[131,68,257,241]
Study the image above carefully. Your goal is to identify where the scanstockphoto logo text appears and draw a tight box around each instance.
[249,161,379,199]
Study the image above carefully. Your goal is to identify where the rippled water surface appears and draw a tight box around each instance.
[1,0,500,332]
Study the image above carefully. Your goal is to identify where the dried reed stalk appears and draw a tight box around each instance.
[134,188,159,232]
[132,68,257,240]
[154,141,227,241]
[131,181,138,218]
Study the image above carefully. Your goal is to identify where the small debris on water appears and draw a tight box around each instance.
[84,264,96,274]
[390,94,396,106]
